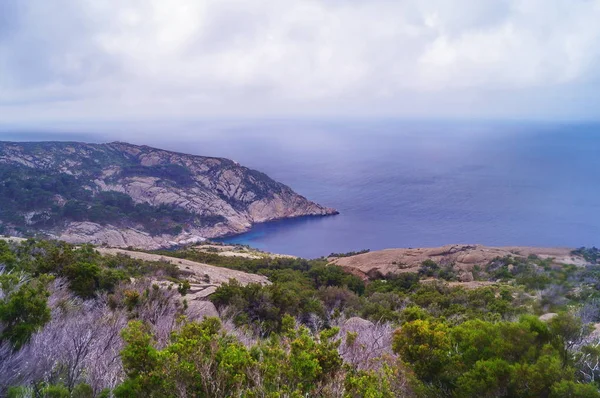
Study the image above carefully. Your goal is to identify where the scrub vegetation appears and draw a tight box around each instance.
[2,239,600,397]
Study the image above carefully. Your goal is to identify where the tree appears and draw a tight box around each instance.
[63,262,101,298]
[454,358,512,397]
[0,273,51,349]
[550,380,600,398]
[548,312,593,367]
[392,319,452,383]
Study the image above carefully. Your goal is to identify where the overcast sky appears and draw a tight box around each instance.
[1,0,600,126]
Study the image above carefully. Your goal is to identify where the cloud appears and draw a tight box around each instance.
[1,0,599,123]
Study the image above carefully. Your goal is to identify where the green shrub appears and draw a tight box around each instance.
[0,274,51,349]
[71,383,94,398]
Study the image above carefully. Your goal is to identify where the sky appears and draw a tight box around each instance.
[1,0,600,126]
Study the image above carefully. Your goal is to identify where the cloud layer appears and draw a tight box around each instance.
[1,0,600,123]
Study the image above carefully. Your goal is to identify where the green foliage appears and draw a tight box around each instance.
[115,317,350,397]
[3,239,182,299]
[548,312,593,367]
[360,292,404,322]
[392,319,452,383]
[418,259,457,281]
[97,388,112,398]
[365,272,420,295]
[393,314,598,396]
[454,358,512,397]
[0,164,223,235]
[3,237,600,397]
[71,383,94,398]
[408,283,520,321]
[63,262,101,299]
[6,386,31,398]
[120,321,160,380]
[212,279,324,334]
[419,259,440,277]
[308,264,365,294]
[328,249,370,258]
[400,305,431,323]
[572,247,600,264]
[177,280,191,296]
[41,384,70,398]
[0,273,51,349]
[0,240,17,268]
[550,380,600,398]
[204,255,366,332]
[155,249,365,294]
[117,164,195,186]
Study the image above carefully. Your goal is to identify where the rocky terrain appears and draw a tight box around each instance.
[330,244,587,281]
[190,243,297,259]
[94,247,269,315]
[0,141,336,248]
[1,237,268,317]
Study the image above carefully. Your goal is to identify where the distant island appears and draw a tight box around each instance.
[0,141,337,248]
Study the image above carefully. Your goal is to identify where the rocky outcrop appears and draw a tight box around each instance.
[539,313,559,322]
[56,222,170,250]
[95,247,270,287]
[95,247,269,313]
[0,141,337,248]
[330,244,587,280]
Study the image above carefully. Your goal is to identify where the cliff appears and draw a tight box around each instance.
[0,141,337,248]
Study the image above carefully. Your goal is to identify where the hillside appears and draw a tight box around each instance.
[0,141,337,248]
[3,237,600,396]
[329,244,587,281]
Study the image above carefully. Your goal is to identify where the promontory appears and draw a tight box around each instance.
[0,141,337,248]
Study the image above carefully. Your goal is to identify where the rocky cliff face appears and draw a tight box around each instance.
[0,141,337,248]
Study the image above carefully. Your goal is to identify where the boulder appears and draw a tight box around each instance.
[342,317,375,332]
[539,313,559,322]
[187,300,219,320]
[458,271,474,282]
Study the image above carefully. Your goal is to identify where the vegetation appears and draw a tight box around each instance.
[573,247,600,264]
[0,164,225,236]
[2,239,600,397]
[328,249,371,258]
[115,164,195,187]
[393,313,597,396]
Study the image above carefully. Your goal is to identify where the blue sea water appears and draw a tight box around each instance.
[3,120,600,258]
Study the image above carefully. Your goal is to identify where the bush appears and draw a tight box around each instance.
[63,262,101,298]
[177,280,191,296]
[41,385,69,398]
[71,383,94,398]
[0,274,51,349]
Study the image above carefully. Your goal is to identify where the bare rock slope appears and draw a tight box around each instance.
[0,141,336,248]
[95,247,269,302]
[330,244,586,280]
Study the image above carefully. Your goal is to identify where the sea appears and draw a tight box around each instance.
[2,119,599,258]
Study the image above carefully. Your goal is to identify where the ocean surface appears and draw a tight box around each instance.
[3,120,600,258]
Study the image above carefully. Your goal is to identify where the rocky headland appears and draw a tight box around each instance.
[0,141,337,248]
